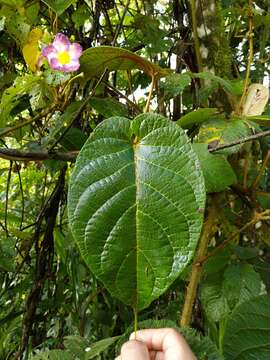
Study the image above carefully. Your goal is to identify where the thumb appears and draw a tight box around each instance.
[120,340,150,360]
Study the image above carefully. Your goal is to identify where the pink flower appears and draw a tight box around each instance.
[42,33,82,73]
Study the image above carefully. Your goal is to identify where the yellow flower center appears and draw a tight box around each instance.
[58,51,71,65]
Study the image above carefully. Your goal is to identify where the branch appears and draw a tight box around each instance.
[0,148,77,162]
[209,128,270,153]
[198,210,270,265]
[0,106,55,138]
[180,202,217,326]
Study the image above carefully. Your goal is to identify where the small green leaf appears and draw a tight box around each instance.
[0,74,42,127]
[64,336,89,358]
[68,113,205,310]
[201,273,230,322]
[223,295,270,360]
[177,108,219,129]
[192,143,237,193]
[41,0,74,15]
[191,72,238,95]
[80,46,171,81]
[85,336,120,359]
[30,350,73,360]
[223,264,262,309]
[160,73,191,99]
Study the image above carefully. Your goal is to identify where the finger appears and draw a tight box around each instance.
[149,350,164,360]
[130,328,196,359]
[120,340,150,360]
[115,357,121,360]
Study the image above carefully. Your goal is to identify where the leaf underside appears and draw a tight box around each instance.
[68,113,205,310]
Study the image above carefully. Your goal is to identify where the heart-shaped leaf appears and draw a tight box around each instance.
[68,113,205,310]
[80,46,171,80]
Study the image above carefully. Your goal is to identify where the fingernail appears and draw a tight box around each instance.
[129,332,135,340]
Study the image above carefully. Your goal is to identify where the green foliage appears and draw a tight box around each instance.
[41,0,74,15]
[223,295,270,359]
[80,46,170,80]
[89,97,128,118]
[193,143,237,193]
[177,108,219,129]
[197,118,251,154]
[160,73,191,99]
[68,113,205,310]
[0,1,270,359]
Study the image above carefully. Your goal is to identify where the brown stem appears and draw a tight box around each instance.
[252,149,270,190]
[0,148,77,162]
[209,128,270,153]
[237,0,254,115]
[199,210,270,265]
[180,203,217,327]
[144,75,156,113]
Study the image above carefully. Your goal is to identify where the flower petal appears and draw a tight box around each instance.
[62,60,80,72]
[49,57,64,71]
[42,44,57,59]
[68,43,82,60]
[53,33,70,52]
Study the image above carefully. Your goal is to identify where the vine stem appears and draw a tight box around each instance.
[0,106,55,138]
[180,203,217,327]
[238,0,254,114]
[133,308,138,338]
[252,149,270,190]
[144,75,156,113]
[198,210,270,265]
[190,0,203,72]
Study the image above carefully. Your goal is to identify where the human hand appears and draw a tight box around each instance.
[115,328,196,360]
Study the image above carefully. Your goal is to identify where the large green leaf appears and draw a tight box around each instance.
[223,295,270,360]
[80,46,170,80]
[68,113,205,310]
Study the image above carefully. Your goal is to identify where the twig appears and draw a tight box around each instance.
[198,210,270,265]
[238,0,254,114]
[252,149,270,190]
[190,0,203,72]
[180,203,217,326]
[209,128,270,153]
[15,162,25,230]
[104,81,141,114]
[144,75,156,112]
[0,106,55,138]
[0,148,77,162]
[4,161,13,237]
[112,0,131,46]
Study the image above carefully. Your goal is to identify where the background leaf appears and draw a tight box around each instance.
[80,46,170,80]
[41,0,74,15]
[193,143,237,193]
[197,118,250,154]
[222,295,270,360]
[177,108,219,129]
